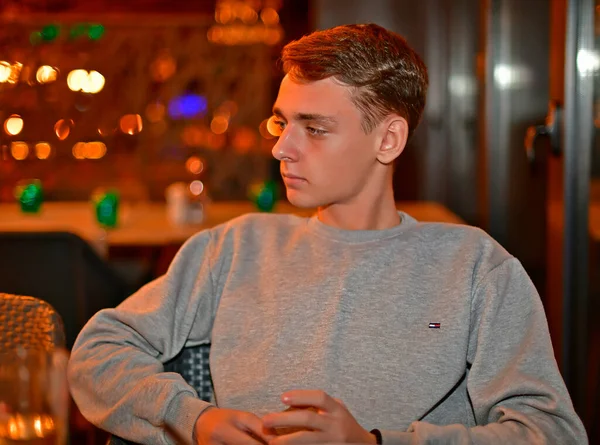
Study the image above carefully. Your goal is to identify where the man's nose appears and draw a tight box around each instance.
[271,128,298,162]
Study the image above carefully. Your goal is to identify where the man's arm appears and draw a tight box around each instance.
[380,258,588,444]
[68,231,218,445]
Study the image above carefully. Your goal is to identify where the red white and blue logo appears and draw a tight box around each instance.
[428,322,441,329]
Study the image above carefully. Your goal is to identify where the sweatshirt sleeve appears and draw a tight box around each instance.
[379,258,588,445]
[68,230,219,445]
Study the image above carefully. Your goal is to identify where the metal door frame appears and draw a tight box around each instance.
[562,0,594,413]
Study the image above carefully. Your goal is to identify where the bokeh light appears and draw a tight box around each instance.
[67,69,88,91]
[36,66,58,84]
[85,141,107,159]
[67,69,104,93]
[72,141,107,159]
[0,61,22,84]
[119,114,143,135]
[72,142,86,159]
[35,142,52,159]
[11,142,29,160]
[186,156,204,175]
[4,115,24,136]
[84,70,105,93]
[0,61,11,82]
[261,8,280,25]
[210,116,229,134]
[259,118,275,139]
[189,180,204,196]
[54,119,73,140]
[151,53,177,82]
[168,94,208,119]
[88,24,105,40]
[266,115,282,137]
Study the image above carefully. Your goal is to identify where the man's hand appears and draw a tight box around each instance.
[261,390,377,444]
[194,407,275,444]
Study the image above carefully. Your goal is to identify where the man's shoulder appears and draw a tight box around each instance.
[406,219,512,271]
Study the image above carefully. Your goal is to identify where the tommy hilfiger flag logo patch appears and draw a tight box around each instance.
[429,322,441,329]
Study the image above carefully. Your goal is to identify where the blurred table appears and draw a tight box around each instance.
[0,201,465,247]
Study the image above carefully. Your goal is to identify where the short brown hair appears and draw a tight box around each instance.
[281,23,428,137]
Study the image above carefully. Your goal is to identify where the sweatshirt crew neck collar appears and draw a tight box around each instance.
[306,211,417,244]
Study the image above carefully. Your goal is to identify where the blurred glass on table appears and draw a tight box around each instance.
[0,348,68,445]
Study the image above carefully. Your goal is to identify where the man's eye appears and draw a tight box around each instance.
[266,116,285,136]
[307,127,327,136]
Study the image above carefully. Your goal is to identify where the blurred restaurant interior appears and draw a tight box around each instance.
[0,0,599,441]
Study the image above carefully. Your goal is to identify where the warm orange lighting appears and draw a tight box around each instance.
[4,115,23,136]
[67,69,104,93]
[84,70,105,94]
[36,65,58,84]
[72,142,107,159]
[186,156,204,175]
[54,119,73,140]
[0,61,11,82]
[0,61,22,84]
[72,142,86,159]
[210,116,229,134]
[264,28,283,45]
[85,141,107,159]
[150,53,176,82]
[35,142,51,159]
[260,8,280,25]
[67,69,88,91]
[11,142,28,160]
[119,114,143,135]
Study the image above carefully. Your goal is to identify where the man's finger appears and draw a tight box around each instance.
[235,412,277,443]
[222,426,268,445]
[269,430,329,445]
[281,390,339,413]
[262,409,329,431]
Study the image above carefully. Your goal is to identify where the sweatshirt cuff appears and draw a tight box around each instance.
[164,392,213,445]
[380,429,414,445]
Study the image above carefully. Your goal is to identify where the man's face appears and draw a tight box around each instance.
[270,75,382,209]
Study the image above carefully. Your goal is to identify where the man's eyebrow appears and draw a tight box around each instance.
[272,107,337,125]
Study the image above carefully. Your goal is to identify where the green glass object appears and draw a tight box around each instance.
[249,180,278,212]
[88,24,105,40]
[41,25,59,41]
[93,190,119,228]
[15,180,43,213]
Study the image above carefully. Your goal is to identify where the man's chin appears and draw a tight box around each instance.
[285,189,324,209]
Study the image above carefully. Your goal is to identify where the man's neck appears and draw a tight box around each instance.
[316,189,400,231]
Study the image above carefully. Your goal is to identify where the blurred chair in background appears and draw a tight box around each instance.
[0,232,138,348]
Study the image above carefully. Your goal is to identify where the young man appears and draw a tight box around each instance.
[68,24,588,445]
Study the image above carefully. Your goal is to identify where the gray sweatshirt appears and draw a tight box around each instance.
[68,212,588,444]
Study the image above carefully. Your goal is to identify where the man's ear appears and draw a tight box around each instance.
[375,116,409,165]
